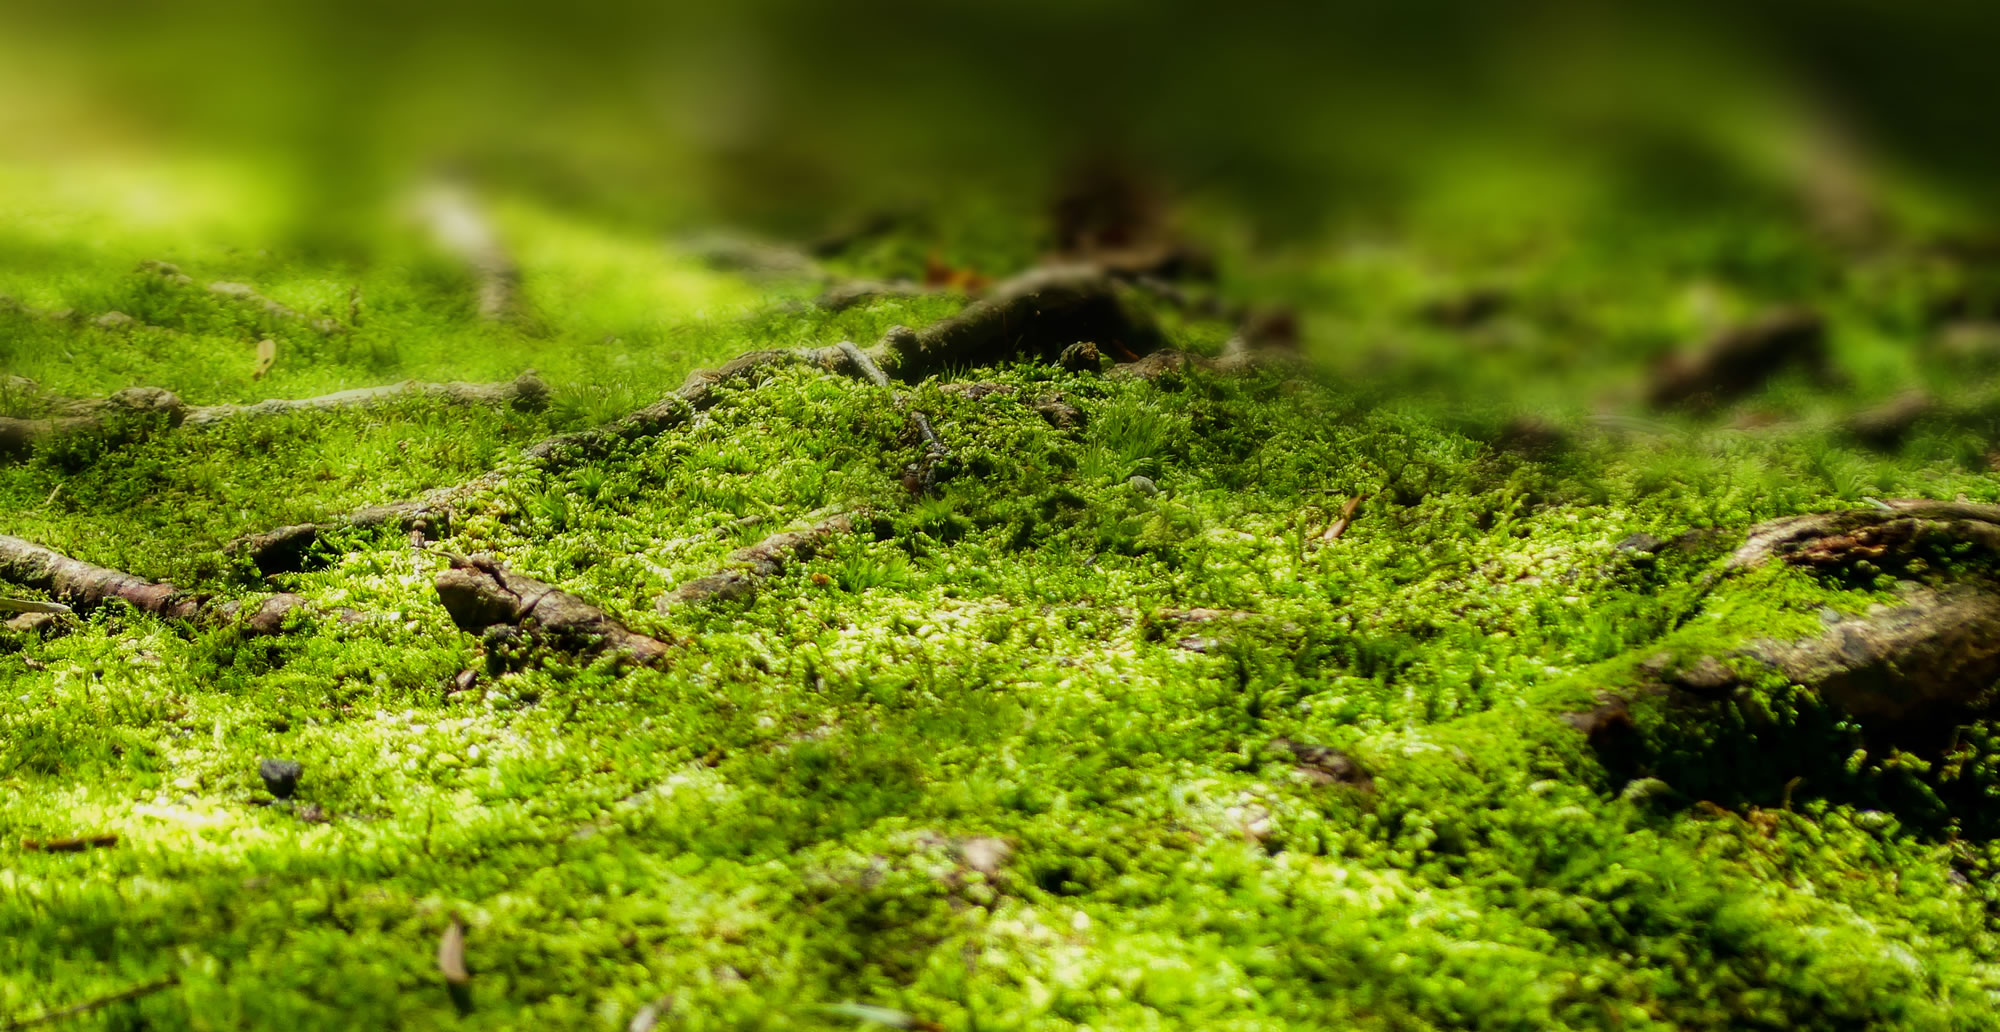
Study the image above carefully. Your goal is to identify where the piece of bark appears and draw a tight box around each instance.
[0,534,303,633]
[435,554,671,666]
[659,514,856,609]
[1646,309,1829,409]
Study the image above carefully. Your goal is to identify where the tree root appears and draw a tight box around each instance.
[658,513,860,609]
[0,535,304,635]
[1569,499,2000,767]
[434,554,672,666]
[142,260,344,334]
[0,374,549,461]
[223,261,1261,575]
[874,264,1166,382]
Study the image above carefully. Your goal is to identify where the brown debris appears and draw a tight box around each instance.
[1726,499,2000,573]
[659,514,857,609]
[1318,495,1366,544]
[434,554,672,667]
[1646,308,1829,409]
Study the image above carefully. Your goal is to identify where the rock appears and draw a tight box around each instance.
[1058,341,1104,373]
[1844,391,1936,449]
[91,311,135,329]
[1128,474,1159,495]
[259,758,303,799]
[1616,532,1666,554]
[1032,393,1086,430]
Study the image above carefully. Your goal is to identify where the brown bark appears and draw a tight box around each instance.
[0,534,304,633]
[434,554,672,666]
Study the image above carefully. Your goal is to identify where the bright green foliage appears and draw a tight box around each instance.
[6,165,2000,1031]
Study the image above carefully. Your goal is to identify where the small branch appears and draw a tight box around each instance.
[1317,494,1366,544]
[435,554,672,666]
[1,974,178,1030]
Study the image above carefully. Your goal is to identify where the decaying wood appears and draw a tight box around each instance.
[21,834,118,852]
[1646,309,1829,409]
[0,535,303,634]
[0,387,187,459]
[1318,495,1366,543]
[142,260,344,334]
[815,279,932,311]
[659,514,858,609]
[434,554,672,666]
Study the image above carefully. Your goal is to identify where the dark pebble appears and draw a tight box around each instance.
[259,757,304,799]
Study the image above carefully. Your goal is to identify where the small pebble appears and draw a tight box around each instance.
[259,757,303,799]
[1128,475,1159,495]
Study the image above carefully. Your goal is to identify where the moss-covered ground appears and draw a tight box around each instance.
[7,157,2000,1031]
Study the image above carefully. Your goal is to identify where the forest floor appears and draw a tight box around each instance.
[6,156,2000,1031]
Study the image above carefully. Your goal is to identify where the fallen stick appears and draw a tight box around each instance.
[875,264,1166,382]
[434,554,672,666]
[0,535,304,634]
[658,513,858,609]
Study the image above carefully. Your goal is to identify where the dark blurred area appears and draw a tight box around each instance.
[3,0,1999,245]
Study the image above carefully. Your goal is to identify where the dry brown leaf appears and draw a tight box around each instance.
[252,338,277,380]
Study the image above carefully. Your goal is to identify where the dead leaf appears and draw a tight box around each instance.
[252,338,277,379]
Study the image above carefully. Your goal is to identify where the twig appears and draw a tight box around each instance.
[1317,494,1366,543]
[2,974,178,1030]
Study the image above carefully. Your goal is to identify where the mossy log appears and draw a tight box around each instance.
[658,513,859,609]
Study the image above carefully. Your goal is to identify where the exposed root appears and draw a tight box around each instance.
[876,265,1166,381]
[0,535,304,634]
[185,371,550,424]
[142,260,344,334]
[1726,498,2000,572]
[225,347,866,574]
[434,554,671,666]
[815,279,932,312]
[837,340,952,494]
[659,513,859,609]
[1,375,549,460]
